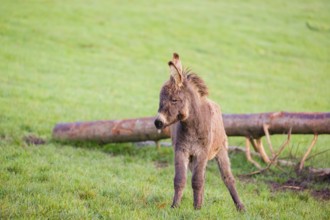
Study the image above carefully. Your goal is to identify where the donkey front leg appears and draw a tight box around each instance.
[171,150,189,208]
[191,155,208,210]
[216,148,245,212]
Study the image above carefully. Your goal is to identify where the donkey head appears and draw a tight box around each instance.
[154,53,190,130]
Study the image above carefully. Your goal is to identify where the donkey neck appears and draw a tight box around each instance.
[180,89,209,136]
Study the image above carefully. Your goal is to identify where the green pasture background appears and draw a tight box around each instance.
[0,0,329,219]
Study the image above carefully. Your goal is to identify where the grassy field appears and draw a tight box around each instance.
[1,0,330,219]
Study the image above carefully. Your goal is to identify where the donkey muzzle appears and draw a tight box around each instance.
[154,119,164,129]
[155,113,168,130]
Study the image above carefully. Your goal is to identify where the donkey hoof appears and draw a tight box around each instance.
[171,203,179,209]
[237,204,246,212]
[194,205,202,210]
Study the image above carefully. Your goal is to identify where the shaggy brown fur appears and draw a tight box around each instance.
[154,53,245,211]
[185,70,209,97]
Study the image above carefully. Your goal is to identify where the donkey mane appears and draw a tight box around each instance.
[183,68,209,97]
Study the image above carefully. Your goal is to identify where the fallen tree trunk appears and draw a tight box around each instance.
[224,112,330,138]
[52,112,330,143]
[52,117,171,143]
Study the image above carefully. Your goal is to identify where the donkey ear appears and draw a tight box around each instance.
[168,53,183,87]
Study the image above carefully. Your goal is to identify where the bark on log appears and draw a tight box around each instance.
[52,112,330,143]
[53,117,171,143]
[224,112,330,138]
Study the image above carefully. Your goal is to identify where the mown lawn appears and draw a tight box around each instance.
[0,0,329,219]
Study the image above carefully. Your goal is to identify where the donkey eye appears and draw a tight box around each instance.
[171,99,178,103]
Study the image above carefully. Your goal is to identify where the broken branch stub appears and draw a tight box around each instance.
[299,134,318,171]
[52,112,330,143]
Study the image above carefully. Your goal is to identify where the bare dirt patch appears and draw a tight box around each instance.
[311,189,330,201]
[23,135,46,145]
[270,179,307,191]
[270,178,330,201]
[154,161,169,169]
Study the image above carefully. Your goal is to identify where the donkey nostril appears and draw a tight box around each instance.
[154,119,164,129]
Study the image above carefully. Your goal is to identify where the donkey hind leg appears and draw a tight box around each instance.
[191,155,208,210]
[171,151,189,208]
[216,148,245,212]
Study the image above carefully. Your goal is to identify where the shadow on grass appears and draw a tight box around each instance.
[50,138,330,201]
[51,139,174,165]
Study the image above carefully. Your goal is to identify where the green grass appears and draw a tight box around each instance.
[1,0,330,219]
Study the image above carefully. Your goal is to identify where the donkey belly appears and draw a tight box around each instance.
[207,101,227,160]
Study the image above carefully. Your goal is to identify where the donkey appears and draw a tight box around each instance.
[154,53,245,211]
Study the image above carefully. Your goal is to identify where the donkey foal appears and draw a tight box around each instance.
[154,53,245,211]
